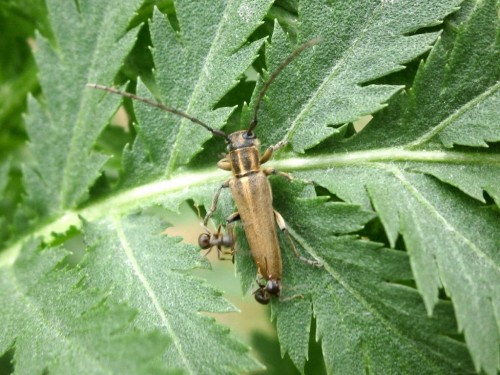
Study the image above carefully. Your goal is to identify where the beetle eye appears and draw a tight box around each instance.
[198,233,211,249]
[244,131,255,139]
[266,280,281,295]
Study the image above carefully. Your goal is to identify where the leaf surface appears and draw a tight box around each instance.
[0,0,498,374]
[121,0,273,186]
[83,213,262,374]
[0,241,175,374]
[23,0,142,216]
[0,160,9,199]
[0,160,10,243]
[293,1,500,372]
[249,0,463,151]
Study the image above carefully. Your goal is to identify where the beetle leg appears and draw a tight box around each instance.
[217,158,231,171]
[204,179,231,225]
[263,168,293,181]
[224,217,238,265]
[273,209,322,267]
[260,140,288,164]
[226,212,241,224]
[221,224,236,263]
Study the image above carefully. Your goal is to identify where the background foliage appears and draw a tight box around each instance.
[0,0,498,374]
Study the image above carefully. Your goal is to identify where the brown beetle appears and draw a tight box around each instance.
[88,38,321,304]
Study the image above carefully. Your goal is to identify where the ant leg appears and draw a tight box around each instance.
[273,209,322,267]
[213,225,230,261]
[204,179,230,225]
[207,223,236,262]
[216,213,239,254]
[260,140,288,164]
[226,225,237,263]
[217,247,235,262]
[200,224,235,261]
[263,168,293,181]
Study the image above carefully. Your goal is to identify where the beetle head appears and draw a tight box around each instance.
[254,278,282,305]
[227,130,260,151]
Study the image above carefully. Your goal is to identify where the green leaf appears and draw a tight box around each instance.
[0,160,10,243]
[0,2,40,161]
[295,0,500,373]
[121,1,273,185]
[82,213,262,374]
[1,0,499,374]
[0,241,176,374]
[302,167,499,373]
[267,181,475,374]
[344,0,499,152]
[23,0,142,217]
[0,160,9,198]
[250,0,463,151]
[411,163,500,206]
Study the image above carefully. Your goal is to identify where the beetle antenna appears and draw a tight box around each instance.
[247,37,320,135]
[87,83,227,138]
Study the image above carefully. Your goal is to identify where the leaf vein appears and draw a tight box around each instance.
[288,226,449,371]
[407,81,500,148]
[7,268,109,373]
[112,215,195,374]
[390,166,498,272]
[284,2,385,141]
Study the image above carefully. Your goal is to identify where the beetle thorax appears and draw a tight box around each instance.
[229,147,260,176]
[226,130,261,176]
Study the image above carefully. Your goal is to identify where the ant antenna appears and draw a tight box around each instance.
[247,37,321,135]
[87,83,227,138]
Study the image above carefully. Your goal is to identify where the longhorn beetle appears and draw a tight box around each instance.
[88,38,321,304]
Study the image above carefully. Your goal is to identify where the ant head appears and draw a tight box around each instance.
[254,288,271,305]
[226,130,260,151]
[198,233,211,249]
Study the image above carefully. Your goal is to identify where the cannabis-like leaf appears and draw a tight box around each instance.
[23,0,142,217]
[0,241,175,374]
[83,213,262,374]
[287,0,499,373]
[0,0,498,374]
